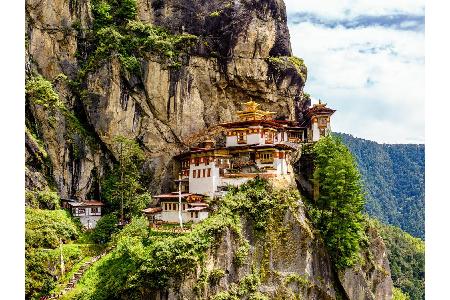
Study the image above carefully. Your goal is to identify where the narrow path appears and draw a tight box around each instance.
[43,246,114,299]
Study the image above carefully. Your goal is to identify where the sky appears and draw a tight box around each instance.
[284,0,425,144]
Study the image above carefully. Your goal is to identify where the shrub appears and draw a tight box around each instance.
[25,208,80,249]
[25,75,62,109]
[208,268,225,285]
[91,214,120,244]
[36,189,60,210]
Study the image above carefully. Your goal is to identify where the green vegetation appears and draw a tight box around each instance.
[25,208,106,299]
[211,272,267,300]
[368,218,424,300]
[25,208,80,299]
[393,287,411,300]
[267,56,307,83]
[26,74,97,148]
[91,214,120,244]
[335,133,425,239]
[79,0,197,78]
[25,208,80,249]
[62,179,301,299]
[101,136,151,220]
[306,135,366,269]
[25,75,63,109]
[210,10,222,17]
[25,189,60,210]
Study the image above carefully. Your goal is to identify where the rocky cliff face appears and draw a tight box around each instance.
[25,0,393,299]
[25,0,308,198]
[149,201,393,300]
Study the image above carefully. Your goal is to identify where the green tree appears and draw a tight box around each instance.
[102,136,147,222]
[309,135,366,269]
[92,214,120,244]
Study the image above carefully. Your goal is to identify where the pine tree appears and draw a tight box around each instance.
[310,135,365,268]
[102,136,150,221]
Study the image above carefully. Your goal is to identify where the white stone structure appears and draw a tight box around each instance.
[143,100,335,225]
[68,200,104,229]
[143,193,209,224]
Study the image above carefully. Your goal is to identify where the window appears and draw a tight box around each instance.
[261,152,273,162]
[320,128,326,137]
[91,207,98,214]
[78,208,86,215]
[182,204,186,210]
[319,117,327,126]
[164,203,168,210]
[193,170,196,178]
[203,169,206,177]
[195,211,199,218]
[195,158,199,166]
[237,132,246,144]
[174,203,178,211]
[207,168,211,177]
[190,212,194,218]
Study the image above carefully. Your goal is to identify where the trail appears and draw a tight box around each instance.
[44,247,114,299]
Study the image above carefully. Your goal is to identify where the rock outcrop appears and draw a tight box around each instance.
[25,0,308,198]
[150,201,393,300]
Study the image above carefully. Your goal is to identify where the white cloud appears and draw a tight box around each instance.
[284,0,424,20]
[288,21,424,143]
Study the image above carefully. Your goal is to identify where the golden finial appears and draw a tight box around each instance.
[243,101,259,112]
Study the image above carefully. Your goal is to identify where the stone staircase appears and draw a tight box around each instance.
[43,247,113,299]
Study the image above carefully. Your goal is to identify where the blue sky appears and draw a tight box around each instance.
[284,0,424,144]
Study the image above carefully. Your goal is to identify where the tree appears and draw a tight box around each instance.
[102,136,147,222]
[92,214,120,244]
[309,135,366,269]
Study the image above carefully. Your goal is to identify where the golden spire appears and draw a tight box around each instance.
[236,101,276,121]
[243,101,259,112]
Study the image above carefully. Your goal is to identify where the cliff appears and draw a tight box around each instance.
[25,1,393,299]
[25,0,308,199]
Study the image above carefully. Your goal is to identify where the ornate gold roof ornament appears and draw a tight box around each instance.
[314,99,327,108]
[236,100,276,121]
[244,100,259,112]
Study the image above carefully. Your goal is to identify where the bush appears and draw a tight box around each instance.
[25,208,80,249]
[25,209,82,299]
[91,214,120,244]
[37,189,60,209]
[25,75,62,109]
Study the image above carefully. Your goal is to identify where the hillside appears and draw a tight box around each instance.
[335,133,425,239]
[368,218,425,300]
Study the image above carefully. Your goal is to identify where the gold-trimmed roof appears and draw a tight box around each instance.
[236,101,276,121]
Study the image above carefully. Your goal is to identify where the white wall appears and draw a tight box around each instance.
[189,162,219,197]
[225,126,267,147]
[312,122,321,142]
[153,205,208,224]
[78,215,101,229]
[72,206,102,217]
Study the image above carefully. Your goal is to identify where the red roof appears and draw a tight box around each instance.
[219,119,283,129]
[68,200,104,207]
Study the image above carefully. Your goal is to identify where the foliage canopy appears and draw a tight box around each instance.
[307,135,366,269]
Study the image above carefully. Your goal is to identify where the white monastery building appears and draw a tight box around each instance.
[67,200,104,229]
[144,100,335,225]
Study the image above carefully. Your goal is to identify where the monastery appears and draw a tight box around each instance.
[144,100,335,225]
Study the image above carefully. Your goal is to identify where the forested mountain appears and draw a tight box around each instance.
[335,133,425,239]
[368,218,425,300]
